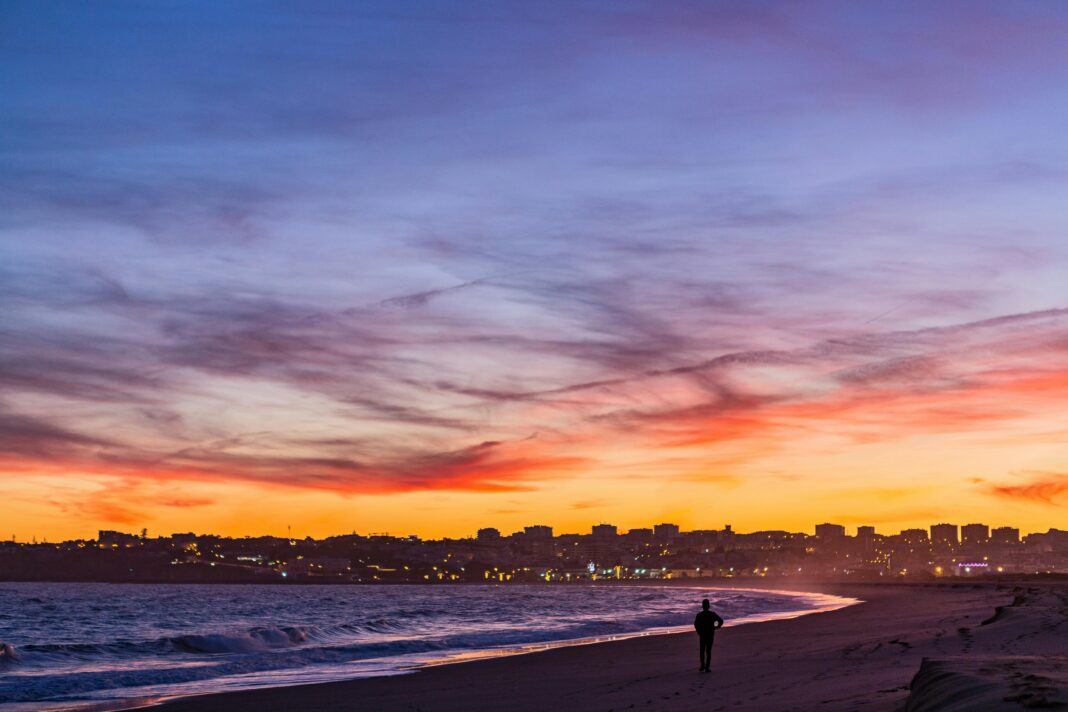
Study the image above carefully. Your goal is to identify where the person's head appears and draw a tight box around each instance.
[702,598,710,610]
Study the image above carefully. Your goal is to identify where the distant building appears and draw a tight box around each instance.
[523,525,553,540]
[287,557,351,576]
[477,527,501,542]
[961,523,989,545]
[719,524,735,543]
[899,528,930,546]
[930,523,959,547]
[653,523,680,540]
[815,523,846,539]
[1025,528,1068,552]
[625,528,654,542]
[856,526,876,548]
[98,530,139,546]
[591,524,618,539]
[991,526,1020,545]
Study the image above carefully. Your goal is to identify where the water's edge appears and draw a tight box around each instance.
[116,587,861,712]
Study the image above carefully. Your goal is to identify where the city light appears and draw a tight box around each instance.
[2,522,1061,584]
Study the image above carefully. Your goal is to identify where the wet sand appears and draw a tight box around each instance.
[143,582,1067,712]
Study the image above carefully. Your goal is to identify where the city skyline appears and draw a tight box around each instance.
[4,2,1068,541]
[11,517,1058,545]
[5,516,1063,586]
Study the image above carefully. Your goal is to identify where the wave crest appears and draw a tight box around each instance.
[0,642,19,664]
[171,626,320,654]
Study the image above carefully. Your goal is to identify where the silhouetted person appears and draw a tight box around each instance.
[694,598,724,672]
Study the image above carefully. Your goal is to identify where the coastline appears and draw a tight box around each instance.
[27,585,854,712]
[130,581,1066,712]
[369,585,859,671]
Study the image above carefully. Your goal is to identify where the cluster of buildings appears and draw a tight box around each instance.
[1,520,1065,584]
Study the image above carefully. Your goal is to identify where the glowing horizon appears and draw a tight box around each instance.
[3,2,1067,542]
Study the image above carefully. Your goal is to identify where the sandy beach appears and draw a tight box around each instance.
[141,582,1066,712]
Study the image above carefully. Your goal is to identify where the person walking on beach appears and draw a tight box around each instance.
[694,598,724,672]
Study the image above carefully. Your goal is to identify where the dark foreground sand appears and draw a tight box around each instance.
[145,582,1067,712]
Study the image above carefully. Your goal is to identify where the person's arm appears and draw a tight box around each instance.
[694,614,701,632]
[713,612,724,628]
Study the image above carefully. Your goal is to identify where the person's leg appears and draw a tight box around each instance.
[700,637,711,670]
[698,636,706,670]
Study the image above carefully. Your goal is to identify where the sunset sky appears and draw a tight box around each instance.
[3,1,1068,541]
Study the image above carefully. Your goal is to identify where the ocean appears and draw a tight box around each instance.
[0,583,855,710]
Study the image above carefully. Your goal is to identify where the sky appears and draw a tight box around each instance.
[2,1,1068,541]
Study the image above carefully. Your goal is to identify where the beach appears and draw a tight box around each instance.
[144,582,1067,712]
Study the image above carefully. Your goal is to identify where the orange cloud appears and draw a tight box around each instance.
[987,472,1068,505]
[633,363,1068,455]
[0,436,588,498]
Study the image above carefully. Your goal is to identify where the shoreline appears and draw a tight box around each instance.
[132,581,1066,711]
[397,586,860,672]
[29,585,857,712]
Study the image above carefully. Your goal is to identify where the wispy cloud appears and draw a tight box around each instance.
[987,472,1068,505]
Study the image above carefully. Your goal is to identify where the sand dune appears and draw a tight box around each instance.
[905,586,1068,711]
